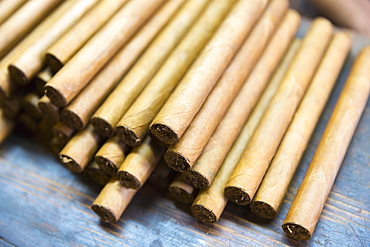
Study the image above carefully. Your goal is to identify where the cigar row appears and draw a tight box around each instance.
[0,0,369,242]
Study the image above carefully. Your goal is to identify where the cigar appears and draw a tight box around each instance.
[91,0,210,137]
[44,0,165,107]
[86,162,111,186]
[59,125,103,173]
[17,113,38,135]
[191,39,302,223]
[148,158,176,188]
[21,93,41,120]
[224,18,333,206]
[183,11,301,187]
[37,117,54,144]
[45,0,128,72]
[8,0,99,85]
[38,95,60,123]
[115,0,237,147]
[1,94,21,118]
[60,0,183,130]
[0,0,61,58]
[0,109,14,145]
[51,121,75,144]
[149,0,269,145]
[91,177,137,223]
[0,0,27,25]
[34,67,53,97]
[95,136,130,176]
[50,136,66,155]
[117,136,165,190]
[164,0,288,173]
[282,46,370,241]
[169,174,197,204]
[250,32,351,219]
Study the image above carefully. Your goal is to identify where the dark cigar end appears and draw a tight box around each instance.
[8,65,28,85]
[95,155,118,176]
[191,204,218,223]
[90,117,115,137]
[91,204,118,223]
[249,201,277,219]
[86,165,111,186]
[38,99,60,123]
[59,154,82,173]
[169,186,195,204]
[224,186,251,206]
[45,53,64,73]
[45,85,67,108]
[149,123,179,146]
[116,125,141,147]
[164,150,190,173]
[61,108,84,130]
[282,222,311,241]
[117,170,142,190]
[184,170,210,189]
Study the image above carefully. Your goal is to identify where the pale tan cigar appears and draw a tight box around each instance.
[0,0,61,58]
[0,0,27,25]
[0,109,14,145]
[149,0,269,146]
[21,93,41,120]
[91,177,137,223]
[91,0,210,137]
[59,125,103,173]
[115,0,237,147]
[148,158,176,188]
[8,0,99,85]
[60,0,184,130]
[117,136,165,190]
[95,136,130,176]
[224,18,333,206]
[45,0,128,72]
[38,95,60,123]
[34,67,53,96]
[44,0,165,107]
[250,32,351,219]
[51,121,75,144]
[191,39,302,223]
[164,0,288,173]
[183,11,301,186]
[169,174,197,204]
[282,46,370,241]
[86,162,111,186]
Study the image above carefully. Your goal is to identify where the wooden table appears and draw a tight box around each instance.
[1,20,369,247]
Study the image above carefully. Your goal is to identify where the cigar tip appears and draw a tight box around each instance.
[86,166,110,186]
[61,109,83,130]
[8,65,28,85]
[117,170,141,190]
[59,154,82,173]
[38,99,60,123]
[282,222,311,241]
[191,204,217,223]
[224,186,251,206]
[90,117,115,137]
[44,85,67,108]
[184,170,210,189]
[116,125,141,147]
[249,201,277,219]
[45,53,63,73]
[95,156,117,176]
[149,123,179,146]
[164,150,190,173]
[168,186,195,204]
[91,204,118,223]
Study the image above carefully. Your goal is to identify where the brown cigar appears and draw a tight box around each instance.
[59,125,103,173]
[51,121,75,144]
[149,0,269,145]
[60,0,184,130]
[0,109,14,144]
[1,93,21,118]
[117,136,165,190]
[169,174,197,204]
[91,0,210,137]
[184,11,301,187]
[86,162,111,186]
[34,68,53,97]
[148,157,176,188]
[0,0,27,25]
[44,0,165,107]
[191,39,302,223]
[0,0,61,58]
[50,136,66,155]
[282,46,370,241]
[115,0,237,147]
[225,18,333,206]
[164,0,288,173]
[21,93,41,120]
[91,177,137,223]
[17,113,38,134]
[45,0,128,72]
[8,0,99,85]
[250,32,351,219]
[38,95,60,123]
[95,136,130,176]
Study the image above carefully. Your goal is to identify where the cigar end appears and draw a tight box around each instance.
[95,156,118,176]
[91,204,118,223]
[184,170,210,189]
[90,117,115,137]
[282,222,311,241]
[249,201,277,219]
[8,65,28,85]
[191,204,218,223]
[164,150,191,172]
[117,170,142,190]
[168,186,195,204]
[44,85,67,108]
[86,166,111,186]
[38,98,60,123]
[116,125,141,147]
[59,154,82,173]
[224,186,251,205]
[149,123,179,146]
[45,53,64,73]
[61,108,84,130]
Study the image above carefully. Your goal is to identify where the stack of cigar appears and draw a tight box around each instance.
[1,0,369,241]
